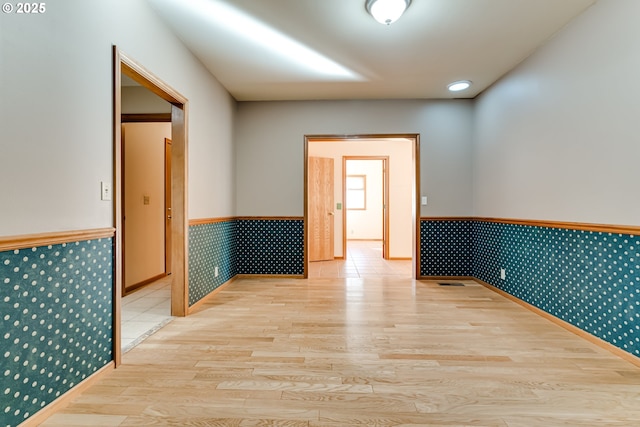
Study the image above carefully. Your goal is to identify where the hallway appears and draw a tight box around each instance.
[308,240,412,278]
[42,276,640,426]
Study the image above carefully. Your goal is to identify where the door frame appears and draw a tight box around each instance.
[304,134,420,279]
[343,156,389,259]
[113,47,189,367]
[164,138,172,277]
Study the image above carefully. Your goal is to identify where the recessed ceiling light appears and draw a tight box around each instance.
[447,80,472,92]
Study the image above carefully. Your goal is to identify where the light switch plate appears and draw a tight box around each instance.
[101,182,111,201]
[421,196,427,206]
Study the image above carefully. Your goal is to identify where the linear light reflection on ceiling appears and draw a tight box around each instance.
[183,0,362,80]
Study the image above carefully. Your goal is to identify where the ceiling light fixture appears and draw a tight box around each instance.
[365,0,412,25]
[447,80,472,92]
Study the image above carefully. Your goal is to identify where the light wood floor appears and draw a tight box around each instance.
[40,277,640,426]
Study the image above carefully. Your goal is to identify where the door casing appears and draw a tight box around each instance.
[343,156,389,259]
[113,47,189,367]
[304,134,420,279]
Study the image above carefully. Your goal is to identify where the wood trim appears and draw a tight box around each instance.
[420,216,476,221]
[235,216,304,221]
[187,276,237,315]
[115,46,190,369]
[123,273,167,296]
[419,216,640,236]
[121,113,171,123]
[170,104,188,318]
[414,134,420,280]
[113,46,123,368]
[342,156,390,260]
[305,134,421,142]
[388,257,412,261]
[189,217,236,226]
[474,217,640,235]
[475,278,640,368]
[17,361,115,427]
[306,135,419,279]
[0,228,116,252]
[303,139,309,278]
[119,52,187,106]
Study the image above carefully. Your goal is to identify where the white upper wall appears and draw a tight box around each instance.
[235,100,474,217]
[0,0,235,236]
[473,0,640,225]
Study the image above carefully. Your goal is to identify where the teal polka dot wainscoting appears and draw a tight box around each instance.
[188,221,237,306]
[473,221,640,357]
[0,238,113,427]
[420,219,472,276]
[236,219,304,275]
[420,218,640,358]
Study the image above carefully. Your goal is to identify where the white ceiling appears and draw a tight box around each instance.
[147,0,596,101]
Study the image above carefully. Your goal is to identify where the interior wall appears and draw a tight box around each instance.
[346,160,383,241]
[235,100,474,219]
[122,123,170,288]
[473,0,640,226]
[0,0,236,237]
[309,140,413,258]
[0,2,236,423]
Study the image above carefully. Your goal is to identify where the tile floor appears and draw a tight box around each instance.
[308,240,413,278]
[121,276,173,352]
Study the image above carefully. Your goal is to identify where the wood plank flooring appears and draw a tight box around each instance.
[40,277,640,426]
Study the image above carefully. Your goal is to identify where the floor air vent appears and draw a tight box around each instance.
[438,282,465,287]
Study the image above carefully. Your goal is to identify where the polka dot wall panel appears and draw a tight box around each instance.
[0,239,113,427]
[420,220,473,276]
[236,219,304,275]
[473,221,640,357]
[188,221,238,306]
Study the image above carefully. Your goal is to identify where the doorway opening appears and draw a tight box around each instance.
[344,157,388,261]
[113,47,189,366]
[304,135,420,279]
[120,119,172,353]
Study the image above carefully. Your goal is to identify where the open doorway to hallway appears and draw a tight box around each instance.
[120,73,174,353]
[305,135,419,279]
[114,47,189,365]
[308,240,412,278]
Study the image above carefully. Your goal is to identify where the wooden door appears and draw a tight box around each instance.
[121,123,170,294]
[165,138,172,275]
[309,156,334,262]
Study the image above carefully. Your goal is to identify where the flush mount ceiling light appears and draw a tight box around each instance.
[447,80,472,92]
[365,0,412,25]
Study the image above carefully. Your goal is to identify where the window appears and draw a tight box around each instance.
[346,175,366,210]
